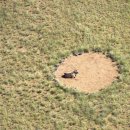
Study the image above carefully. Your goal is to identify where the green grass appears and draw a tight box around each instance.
[0,0,130,130]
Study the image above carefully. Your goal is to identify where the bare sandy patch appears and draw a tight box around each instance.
[17,47,27,53]
[55,53,119,93]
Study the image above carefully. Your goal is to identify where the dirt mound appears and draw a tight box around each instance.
[55,53,119,93]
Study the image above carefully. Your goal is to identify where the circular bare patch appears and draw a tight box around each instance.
[55,53,119,93]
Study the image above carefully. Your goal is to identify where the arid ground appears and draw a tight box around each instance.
[0,0,130,130]
[55,53,119,93]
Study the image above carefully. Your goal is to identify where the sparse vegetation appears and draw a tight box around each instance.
[0,0,130,130]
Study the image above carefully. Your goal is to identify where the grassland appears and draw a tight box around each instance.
[0,0,130,130]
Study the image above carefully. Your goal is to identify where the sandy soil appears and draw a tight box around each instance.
[55,53,119,93]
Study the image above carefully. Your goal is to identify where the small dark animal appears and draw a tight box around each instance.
[62,70,78,78]
[73,51,83,56]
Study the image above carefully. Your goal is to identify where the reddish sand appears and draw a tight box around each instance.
[55,53,119,93]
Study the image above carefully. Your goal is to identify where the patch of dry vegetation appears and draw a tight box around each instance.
[0,0,130,130]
